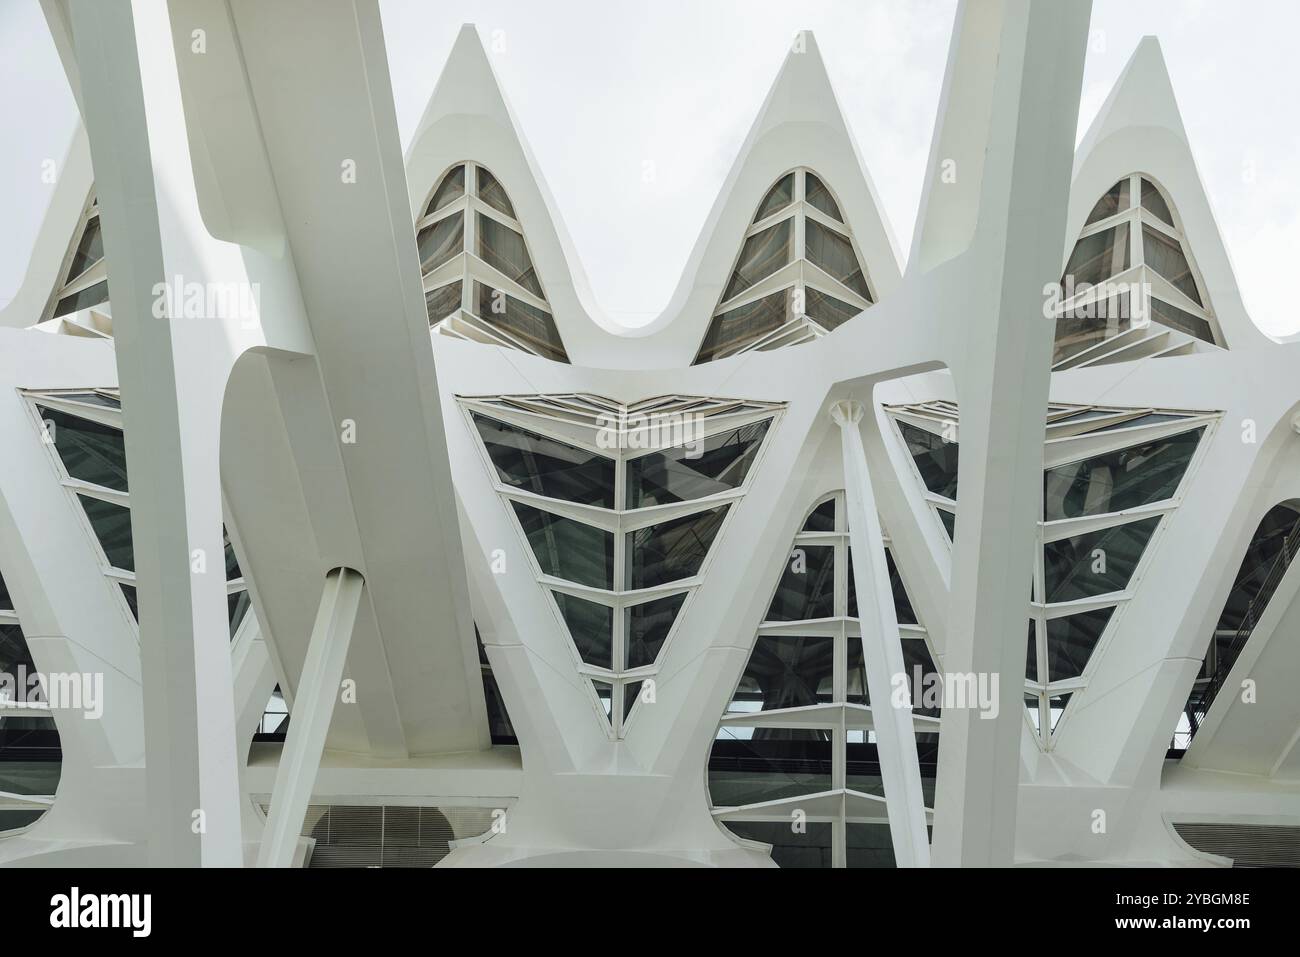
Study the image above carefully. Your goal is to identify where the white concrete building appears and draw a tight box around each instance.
[1,0,1298,868]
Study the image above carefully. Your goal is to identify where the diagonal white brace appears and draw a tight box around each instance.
[257,566,365,868]
[831,400,931,867]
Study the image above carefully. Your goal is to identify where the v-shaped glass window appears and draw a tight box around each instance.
[695,168,875,363]
[415,163,568,362]
[1054,174,1221,368]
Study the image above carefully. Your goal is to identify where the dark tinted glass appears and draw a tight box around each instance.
[228,590,251,639]
[730,636,834,712]
[898,421,958,500]
[847,636,940,717]
[847,549,917,625]
[847,823,897,869]
[474,414,614,507]
[52,280,109,317]
[802,498,836,532]
[0,624,36,677]
[727,821,832,868]
[510,501,613,589]
[1043,516,1161,603]
[553,591,613,670]
[1043,428,1202,521]
[625,506,728,590]
[77,494,134,571]
[938,508,956,541]
[625,592,685,669]
[626,420,769,508]
[1062,224,1130,287]
[766,545,834,621]
[37,407,128,492]
[1045,607,1114,682]
[1026,620,1038,680]
[708,733,832,807]
[622,680,643,721]
[68,216,104,279]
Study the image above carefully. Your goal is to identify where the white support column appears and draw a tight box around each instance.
[257,567,365,869]
[831,400,930,868]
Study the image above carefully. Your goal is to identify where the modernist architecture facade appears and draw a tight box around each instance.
[1,0,1298,868]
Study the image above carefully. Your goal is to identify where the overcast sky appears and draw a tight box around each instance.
[3,0,1296,335]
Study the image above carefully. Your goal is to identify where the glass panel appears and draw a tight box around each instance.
[847,823,897,869]
[477,215,543,298]
[846,736,938,805]
[228,590,251,639]
[695,290,789,362]
[730,635,834,712]
[1062,224,1130,288]
[35,407,127,493]
[722,220,793,302]
[1150,296,1214,344]
[1049,693,1073,732]
[1042,427,1203,521]
[473,282,567,361]
[52,280,109,318]
[846,549,917,624]
[77,494,134,571]
[625,506,728,589]
[223,531,243,581]
[625,420,770,508]
[1044,607,1114,682]
[804,172,842,222]
[120,583,138,621]
[0,570,10,610]
[424,165,465,216]
[415,211,463,272]
[1215,504,1300,633]
[803,286,862,331]
[708,731,833,807]
[67,216,104,280]
[0,624,36,678]
[897,421,959,500]
[553,591,613,670]
[938,508,956,542]
[1026,620,1038,681]
[805,219,870,300]
[754,173,794,222]
[622,680,643,721]
[766,545,834,621]
[1142,225,1200,305]
[475,168,516,219]
[848,635,940,717]
[425,280,462,325]
[1140,178,1173,226]
[510,501,613,589]
[625,592,685,669]
[802,498,836,532]
[592,679,613,722]
[473,413,614,507]
[727,821,833,868]
[1043,516,1161,602]
[1084,179,1131,226]
[1053,291,1132,364]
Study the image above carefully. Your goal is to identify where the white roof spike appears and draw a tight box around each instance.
[1069,36,1270,349]
[1077,36,1189,159]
